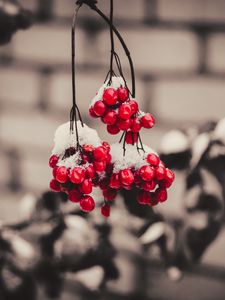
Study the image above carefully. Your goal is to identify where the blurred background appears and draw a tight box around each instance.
[1,0,225,299]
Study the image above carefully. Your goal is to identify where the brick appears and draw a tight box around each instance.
[207,34,225,73]
[152,77,225,122]
[99,28,199,73]
[54,0,145,20]
[13,24,99,65]
[157,0,225,22]
[0,68,39,107]
[0,112,60,151]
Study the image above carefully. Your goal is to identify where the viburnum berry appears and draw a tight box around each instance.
[68,190,82,203]
[131,117,141,132]
[80,195,95,212]
[102,88,118,106]
[102,110,117,125]
[146,153,160,166]
[89,107,99,118]
[52,166,58,179]
[141,113,155,129]
[93,160,106,172]
[109,173,121,189]
[159,179,172,188]
[165,168,175,182]
[142,180,156,191]
[139,165,155,181]
[125,131,138,144]
[118,103,132,120]
[55,166,68,183]
[137,190,151,205]
[83,144,95,153]
[117,118,132,131]
[93,100,106,117]
[102,141,110,153]
[129,100,138,114]
[118,87,129,102]
[107,124,120,135]
[70,167,85,184]
[119,169,134,186]
[49,155,58,168]
[101,203,110,217]
[50,179,61,192]
[155,166,166,180]
[103,188,117,201]
[106,153,112,163]
[80,179,93,194]
[155,188,167,202]
[99,177,110,190]
[93,146,107,161]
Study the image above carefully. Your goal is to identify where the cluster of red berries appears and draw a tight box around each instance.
[89,85,155,144]
[49,141,112,216]
[99,152,175,207]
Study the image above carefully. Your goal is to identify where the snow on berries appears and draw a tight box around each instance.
[89,76,155,141]
[99,143,175,207]
[49,121,111,214]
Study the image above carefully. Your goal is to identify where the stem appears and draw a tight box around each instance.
[109,0,114,82]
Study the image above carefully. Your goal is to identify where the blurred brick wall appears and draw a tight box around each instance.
[0,0,225,195]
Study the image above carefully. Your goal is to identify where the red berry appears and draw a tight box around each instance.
[70,167,85,184]
[141,113,155,129]
[85,165,95,179]
[119,169,134,186]
[139,165,155,181]
[118,104,132,120]
[142,180,156,191]
[102,141,110,153]
[131,117,142,132]
[93,100,106,117]
[93,161,106,172]
[106,153,112,163]
[80,179,93,194]
[146,153,160,166]
[83,144,95,153]
[155,166,166,180]
[89,107,99,118]
[129,100,138,115]
[117,87,129,102]
[102,110,117,125]
[56,166,68,183]
[101,203,110,217]
[155,188,167,202]
[80,196,95,212]
[125,131,138,144]
[137,191,151,205]
[117,118,132,131]
[93,146,107,161]
[102,88,118,106]
[109,173,121,189]
[165,169,175,182]
[159,179,172,188]
[68,190,82,202]
[52,166,58,179]
[50,179,61,192]
[99,177,110,190]
[107,124,120,135]
[103,188,117,201]
[49,155,58,168]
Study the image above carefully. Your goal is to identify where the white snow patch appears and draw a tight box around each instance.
[160,130,189,154]
[213,117,225,143]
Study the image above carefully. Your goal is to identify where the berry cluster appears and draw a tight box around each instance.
[100,143,175,207]
[89,77,155,144]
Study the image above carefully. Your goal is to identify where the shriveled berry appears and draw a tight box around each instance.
[118,103,132,120]
[56,166,68,183]
[139,165,155,181]
[70,167,85,184]
[119,169,134,186]
[102,110,117,125]
[141,113,155,129]
[80,196,95,212]
[103,188,117,201]
[93,160,106,172]
[68,190,82,203]
[93,100,106,116]
[101,203,110,217]
[118,87,129,102]
[93,146,107,161]
[50,179,61,192]
[146,153,160,166]
[131,117,141,132]
[137,191,151,205]
[155,188,167,202]
[117,118,132,131]
[49,155,58,168]
[107,124,120,135]
[125,131,138,144]
[80,179,93,194]
[102,88,118,106]
[155,166,166,180]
